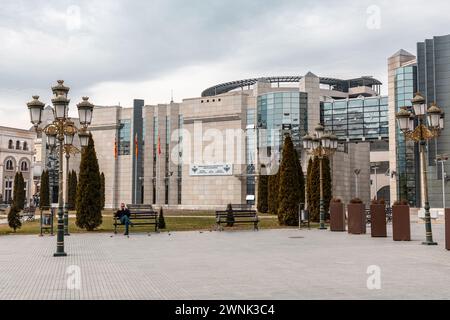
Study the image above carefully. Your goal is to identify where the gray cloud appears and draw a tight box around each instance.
[0,0,449,128]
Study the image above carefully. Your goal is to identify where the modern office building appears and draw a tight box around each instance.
[0,126,36,204]
[81,73,385,209]
[389,34,450,208]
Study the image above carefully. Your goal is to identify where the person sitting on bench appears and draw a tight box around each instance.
[115,203,133,235]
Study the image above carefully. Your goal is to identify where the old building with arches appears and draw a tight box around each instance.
[0,126,35,204]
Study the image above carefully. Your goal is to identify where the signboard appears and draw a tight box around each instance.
[189,164,233,176]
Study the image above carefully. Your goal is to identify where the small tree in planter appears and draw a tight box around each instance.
[348,198,366,234]
[158,207,166,230]
[330,198,345,232]
[392,199,411,241]
[226,203,234,227]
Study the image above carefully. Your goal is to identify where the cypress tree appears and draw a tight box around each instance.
[158,207,166,229]
[100,172,105,210]
[257,174,269,213]
[268,171,279,216]
[306,158,313,212]
[322,156,332,220]
[294,149,305,207]
[68,170,78,210]
[9,172,23,231]
[8,206,21,232]
[39,170,50,209]
[226,203,235,227]
[277,135,300,226]
[76,135,102,231]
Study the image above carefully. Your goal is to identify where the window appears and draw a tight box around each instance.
[5,159,14,171]
[16,141,21,150]
[20,161,29,172]
[4,178,13,203]
[8,140,13,149]
[23,142,28,151]
[118,119,131,155]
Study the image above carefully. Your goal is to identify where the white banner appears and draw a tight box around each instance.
[189,164,233,176]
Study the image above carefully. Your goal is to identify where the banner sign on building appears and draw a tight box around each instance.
[189,164,233,176]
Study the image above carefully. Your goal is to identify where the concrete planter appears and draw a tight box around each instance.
[347,203,366,234]
[330,202,345,232]
[392,205,411,241]
[446,209,450,250]
[370,204,387,237]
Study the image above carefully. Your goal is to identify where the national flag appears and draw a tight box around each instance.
[157,135,161,156]
[114,137,118,159]
[135,133,139,157]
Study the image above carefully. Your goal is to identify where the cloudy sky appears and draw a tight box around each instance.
[1,0,449,129]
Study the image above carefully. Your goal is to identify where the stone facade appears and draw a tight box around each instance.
[0,126,35,205]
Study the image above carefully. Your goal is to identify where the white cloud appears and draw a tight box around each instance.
[0,0,450,128]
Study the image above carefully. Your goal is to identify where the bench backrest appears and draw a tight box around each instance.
[127,204,153,211]
[128,210,158,218]
[216,210,257,217]
[229,204,252,210]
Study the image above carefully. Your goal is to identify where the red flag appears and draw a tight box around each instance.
[114,137,118,159]
[157,135,161,156]
[135,133,139,157]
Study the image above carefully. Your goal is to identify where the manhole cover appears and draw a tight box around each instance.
[289,236,304,239]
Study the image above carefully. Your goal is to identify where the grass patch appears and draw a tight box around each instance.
[0,215,317,236]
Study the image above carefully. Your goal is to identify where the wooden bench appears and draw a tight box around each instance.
[215,209,259,231]
[114,209,159,234]
[20,206,36,222]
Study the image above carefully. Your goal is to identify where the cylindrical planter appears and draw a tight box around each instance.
[370,204,387,237]
[445,209,450,250]
[347,203,366,234]
[330,202,345,231]
[392,205,411,241]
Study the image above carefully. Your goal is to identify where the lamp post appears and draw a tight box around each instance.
[27,81,94,256]
[302,124,338,230]
[396,92,443,246]
[371,164,379,200]
[62,120,82,236]
[354,169,361,198]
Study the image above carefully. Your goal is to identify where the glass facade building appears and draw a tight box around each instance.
[244,91,308,201]
[257,91,308,152]
[394,65,420,206]
[322,96,388,141]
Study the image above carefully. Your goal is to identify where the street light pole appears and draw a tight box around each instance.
[55,119,66,256]
[27,81,94,257]
[396,93,443,246]
[302,124,339,230]
[354,169,361,198]
[64,152,70,236]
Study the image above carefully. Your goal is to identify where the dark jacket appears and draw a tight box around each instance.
[115,208,131,220]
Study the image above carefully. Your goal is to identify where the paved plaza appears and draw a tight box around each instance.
[0,222,449,300]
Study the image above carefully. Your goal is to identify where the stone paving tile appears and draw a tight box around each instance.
[0,223,449,299]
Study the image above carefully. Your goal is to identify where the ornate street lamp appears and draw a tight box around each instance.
[27,80,94,256]
[302,124,339,230]
[396,92,443,246]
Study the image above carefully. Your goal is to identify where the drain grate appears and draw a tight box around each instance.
[289,236,304,239]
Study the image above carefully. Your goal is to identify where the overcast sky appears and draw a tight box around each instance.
[1,0,449,129]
